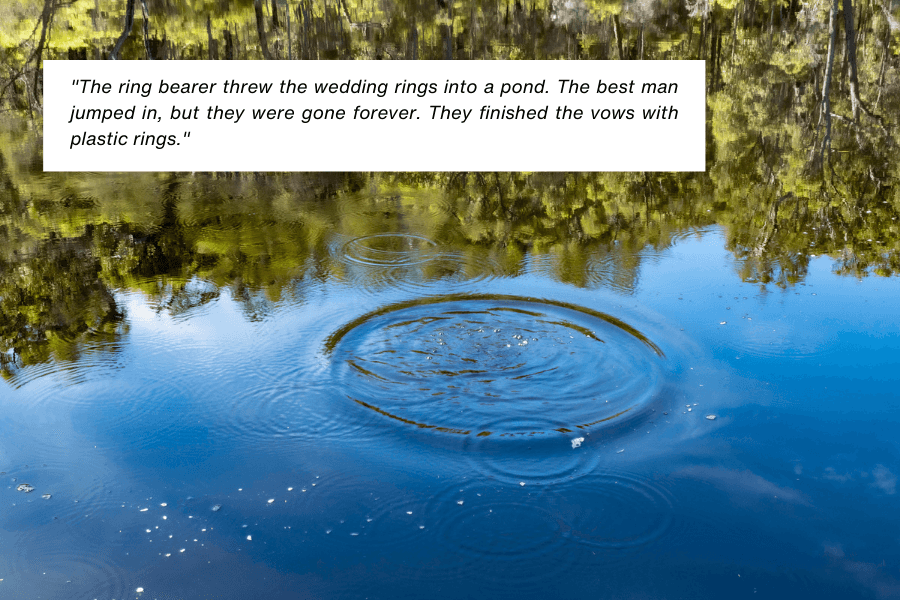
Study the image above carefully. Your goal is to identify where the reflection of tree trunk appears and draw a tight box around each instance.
[254,0,273,59]
[286,5,292,60]
[819,0,838,156]
[111,0,136,60]
[842,0,860,121]
[224,28,235,60]
[207,15,218,59]
[271,0,280,29]
[140,0,151,59]
[612,15,624,60]
[407,25,419,60]
[34,0,56,96]
[874,27,888,109]
[639,25,644,60]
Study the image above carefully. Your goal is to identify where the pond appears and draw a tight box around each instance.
[2,0,900,597]
[1,165,899,600]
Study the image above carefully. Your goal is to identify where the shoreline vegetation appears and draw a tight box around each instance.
[1,0,899,374]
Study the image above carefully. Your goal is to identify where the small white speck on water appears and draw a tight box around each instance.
[706,415,717,420]
[350,532,359,536]
[519,482,525,487]
[136,587,144,593]
[267,499,274,504]
[687,408,692,412]
[617,449,625,454]
[457,500,464,505]
[720,321,727,325]
[162,516,167,520]
[145,529,151,533]
[42,494,51,500]
[165,553,171,557]
[287,487,293,491]
[326,529,332,534]
[180,548,185,553]
[160,503,167,507]
[140,508,148,512]
[571,437,584,449]
[246,535,252,541]
[406,511,413,515]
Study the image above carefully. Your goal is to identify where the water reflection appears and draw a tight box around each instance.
[2,165,898,377]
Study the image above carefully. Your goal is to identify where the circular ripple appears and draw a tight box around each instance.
[325,294,666,439]
[342,234,438,266]
[422,480,574,589]
[461,417,602,485]
[334,234,502,294]
[549,471,675,552]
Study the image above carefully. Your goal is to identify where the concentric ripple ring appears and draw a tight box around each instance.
[325,294,666,438]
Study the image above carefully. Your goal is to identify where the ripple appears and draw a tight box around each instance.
[422,479,574,589]
[461,418,603,485]
[325,294,666,440]
[334,234,501,294]
[342,233,439,267]
[216,379,372,446]
[548,471,677,554]
[9,532,132,600]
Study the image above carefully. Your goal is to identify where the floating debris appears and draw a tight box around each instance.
[211,504,222,512]
[719,321,727,325]
[41,494,52,500]
[706,415,717,420]
[571,437,585,449]
[16,484,34,493]
[139,508,148,512]
[519,482,526,487]
[246,535,252,541]
[160,503,167,507]
[616,449,625,454]
[136,587,144,593]
[267,499,274,504]
[457,500,464,505]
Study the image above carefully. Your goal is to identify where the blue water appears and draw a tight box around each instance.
[2,227,899,599]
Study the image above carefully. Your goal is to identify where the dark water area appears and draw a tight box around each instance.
[3,0,900,597]
[1,164,899,599]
